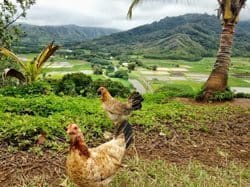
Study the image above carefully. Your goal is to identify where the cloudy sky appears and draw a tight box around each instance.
[19,0,250,30]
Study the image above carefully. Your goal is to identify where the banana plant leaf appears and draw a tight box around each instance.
[3,68,26,82]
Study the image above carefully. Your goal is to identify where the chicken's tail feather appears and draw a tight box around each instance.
[115,120,133,149]
[129,91,144,110]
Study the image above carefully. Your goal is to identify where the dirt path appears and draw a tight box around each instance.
[177,98,250,108]
[133,112,250,166]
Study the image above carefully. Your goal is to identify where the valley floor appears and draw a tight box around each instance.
[0,99,249,187]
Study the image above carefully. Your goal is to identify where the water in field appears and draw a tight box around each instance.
[231,87,250,94]
[46,62,73,68]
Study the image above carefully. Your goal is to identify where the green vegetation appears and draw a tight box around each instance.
[0,81,52,97]
[0,42,59,83]
[110,160,250,187]
[82,14,250,61]
[1,11,249,186]
[0,95,111,151]
[0,91,249,186]
[0,89,246,150]
[0,75,130,98]
[0,0,35,48]
[14,24,119,53]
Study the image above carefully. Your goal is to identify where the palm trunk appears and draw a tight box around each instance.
[200,24,235,101]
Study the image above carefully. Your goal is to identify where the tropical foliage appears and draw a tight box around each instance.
[127,0,248,101]
[0,0,36,48]
[0,42,59,83]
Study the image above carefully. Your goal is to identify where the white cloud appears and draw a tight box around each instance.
[18,0,250,30]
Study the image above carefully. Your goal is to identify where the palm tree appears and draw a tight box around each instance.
[0,42,59,84]
[201,0,247,100]
[128,0,247,101]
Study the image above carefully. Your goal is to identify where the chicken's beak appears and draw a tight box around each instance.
[67,130,75,136]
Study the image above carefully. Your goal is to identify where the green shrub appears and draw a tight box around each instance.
[196,88,234,102]
[90,79,130,97]
[57,73,92,96]
[128,63,136,71]
[93,64,103,75]
[111,70,129,80]
[0,81,52,97]
[0,95,113,150]
[143,92,170,104]
[234,92,250,99]
[134,59,143,66]
[89,57,111,66]
[212,90,234,101]
[106,65,115,74]
[0,73,131,98]
[155,84,197,98]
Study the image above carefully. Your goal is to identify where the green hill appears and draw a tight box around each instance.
[15,24,119,53]
[81,14,250,60]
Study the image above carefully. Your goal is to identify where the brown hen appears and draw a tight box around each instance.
[97,86,144,125]
[66,121,133,187]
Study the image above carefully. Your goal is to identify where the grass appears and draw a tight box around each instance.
[110,159,250,187]
[18,53,39,60]
[0,93,249,186]
[228,76,250,87]
[18,158,250,187]
[110,78,132,88]
[0,93,244,150]
[0,95,112,150]
[136,56,250,74]
[129,57,250,93]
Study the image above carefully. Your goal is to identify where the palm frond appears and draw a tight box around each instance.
[0,47,27,70]
[36,41,59,69]
[127,0,189,19]
[127,0,141,19]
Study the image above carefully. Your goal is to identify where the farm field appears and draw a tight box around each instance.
[18,53,250,94]
[0,94,249,186]
[1,53,247,186]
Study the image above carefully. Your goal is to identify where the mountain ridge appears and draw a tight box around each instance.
[15,23,119,52]
[80,14,250,60]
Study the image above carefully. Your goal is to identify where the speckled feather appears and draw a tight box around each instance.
[99,87,143,124]
[66,135,126,187]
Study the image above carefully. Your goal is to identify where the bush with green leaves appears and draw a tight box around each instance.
[128,63,136,71]
[57,73,92,96]
[90,79,130,97]
[196,88,234,102]
[92,64,103,75]
[0,90,247,152]
[0,95,112,150]
[111,70,129,80]
[89,57,111,66]
[0,73,131,98]
[134,59,143,66]
[155,84,198,98]
[57,73,130,97]
[0,81,52,97]
[234,92,250,99]
[106,65,115,74]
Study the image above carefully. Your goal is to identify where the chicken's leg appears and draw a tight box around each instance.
[132,136,139,163]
